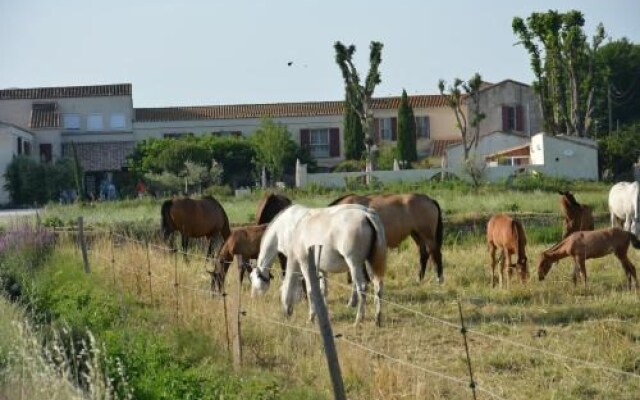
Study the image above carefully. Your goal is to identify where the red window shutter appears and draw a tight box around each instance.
[391,117,398,141]
[515,105,524,131]
[329,128,340,157]
[300,129,310,149]
[502,106,509,131]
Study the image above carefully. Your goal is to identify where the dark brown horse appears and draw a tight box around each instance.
[558,191,594,238]
[486,213,528,288]
[161,196,231,258]
[329,193,444,282]
[255,193,292,224]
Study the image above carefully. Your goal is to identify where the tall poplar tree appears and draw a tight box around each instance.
[396,89,417,163]
[343,92,365,160]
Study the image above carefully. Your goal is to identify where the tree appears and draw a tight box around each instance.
[343,91,365,160]
[396,89,417,163]
[334,41,383,172]
[512,10,605,137]
[250,119,299,182]
[598,122,640,180]
[593,38,640,135]
[438,73,485,162]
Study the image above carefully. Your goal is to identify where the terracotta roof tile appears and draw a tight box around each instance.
[29,102,60,128]
[430,139,461,157]
[0,84,131,100]
[135,94,449,122]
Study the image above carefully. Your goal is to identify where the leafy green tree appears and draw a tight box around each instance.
[334,41,383,171]
[3,156,75,205]
[396,89,417,163]
[598,122,640,179]
[249,119,299,182]
[343,92,365,160]
[512,10,605,137]
[593,38,640,135]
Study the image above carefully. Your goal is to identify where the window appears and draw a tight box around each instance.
[378,118,393,140]
[163,132,188,139]
[309,129,330,158]
[502,105,524,132]
[24,141,32,156]
[17,137,22,155]
[63,114,81,130]
[110,113,126,130]
[87,114,104,131]
[39,143,52,163]
[416,116,430,138]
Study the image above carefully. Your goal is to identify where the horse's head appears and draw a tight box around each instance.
[249,268,272,297]
[537,254,553,281]
[516,256,529,282]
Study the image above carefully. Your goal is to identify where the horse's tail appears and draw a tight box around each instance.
[512,220,527,263]
[160,199,174,239]
[221,210,231,241]
[629,232,640,250]
[433,198,444,279]
[364,209,387,280]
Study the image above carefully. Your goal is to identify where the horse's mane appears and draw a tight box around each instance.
[328,193,357,206]
[256,193,292,224]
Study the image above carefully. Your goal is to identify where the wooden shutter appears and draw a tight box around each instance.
[391,117,398,141]
[329,128,340,157]
[424,116,431,139]
[300,129,310,149]
[515,105,524,131]
[502,106,509,131]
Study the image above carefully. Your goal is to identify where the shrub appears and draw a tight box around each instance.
[3,156,76,206]
[333,159,365,172]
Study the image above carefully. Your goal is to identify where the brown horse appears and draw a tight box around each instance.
[161,196,231,258]
[208,223,287,292]
[486,214,528,288]
[255,193,292,224]
[538,227,640,290]
[558,191,594,238]
[329,193,444,282]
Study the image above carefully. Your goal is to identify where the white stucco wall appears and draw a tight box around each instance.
[446,132,530,172]
[533,133,598,180]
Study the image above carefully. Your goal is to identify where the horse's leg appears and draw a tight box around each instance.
[488,242,497,288]
[206,237,216,260]
[617,252,639,291]
[281,258,302,317]
[411,232,429,281]
[277,253,288,277]
[181,235,189,261]
[348,261,368,325]
[372,275,384,327]
[319,272,328,301]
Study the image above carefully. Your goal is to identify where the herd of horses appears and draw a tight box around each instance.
[159,181,640,325]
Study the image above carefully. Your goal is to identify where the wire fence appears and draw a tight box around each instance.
[53,225,640,400]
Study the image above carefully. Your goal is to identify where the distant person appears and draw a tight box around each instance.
[135,179,147,199]
[107,182,117,200]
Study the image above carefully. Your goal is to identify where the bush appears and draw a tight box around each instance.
[3,156,76,206]
[333,159,365,172]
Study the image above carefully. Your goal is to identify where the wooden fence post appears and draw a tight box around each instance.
[457,299,478,400]
[228,255,244,370]
[77,216,90,274]
[173,250,180,322]
[306,245,346,400]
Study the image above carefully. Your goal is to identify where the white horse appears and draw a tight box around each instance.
[609,181,640,236]
[250,204,387,326]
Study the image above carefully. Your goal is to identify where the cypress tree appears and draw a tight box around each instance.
[343,93,365,160]
[396,89,417,163]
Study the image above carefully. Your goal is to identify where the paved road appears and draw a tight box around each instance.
[0,209,40,219]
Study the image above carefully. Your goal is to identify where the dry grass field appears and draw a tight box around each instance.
[75,204,640,400]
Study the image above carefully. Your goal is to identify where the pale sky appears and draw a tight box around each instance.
[1,0,639,108]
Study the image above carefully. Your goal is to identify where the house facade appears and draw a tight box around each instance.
[0,79,543,203]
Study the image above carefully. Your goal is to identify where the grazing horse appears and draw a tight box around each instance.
[558,191,594,238]
[537,227,640,290]
[255,193,292,224]
[208,224,275,293]
[486,214,529,288]
[329,193,443,283]
[609,181,640,236]
[250,204,387,326]
[160,196,231,258]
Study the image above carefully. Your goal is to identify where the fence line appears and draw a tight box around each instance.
[321,274,640,380]
[81,230,640,385]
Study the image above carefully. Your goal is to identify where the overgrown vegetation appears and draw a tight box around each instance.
[3,156,76,205]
